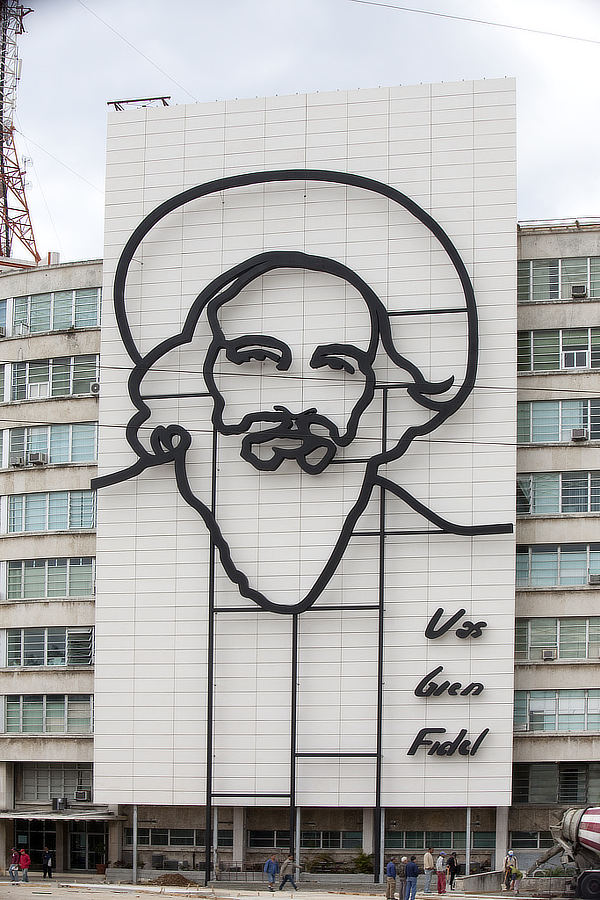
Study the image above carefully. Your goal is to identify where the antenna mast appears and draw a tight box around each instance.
[0,1,39,267]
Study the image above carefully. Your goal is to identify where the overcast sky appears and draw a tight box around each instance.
[11,0,600,262]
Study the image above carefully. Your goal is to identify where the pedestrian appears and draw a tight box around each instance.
[42,846,53,879]
[264,854,280,892]
[8,847,19,883]
[405,855,419,900]
[397,856,408,900]
[385,857,397,899]
[423,847,435,893]
[446,853,457,891]
[19,848,31,884]
[279,854,299,891]
[503,850,518,891]
[436,851,446,894]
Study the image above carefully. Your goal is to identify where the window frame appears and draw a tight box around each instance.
[4,694,93,734]
[518,257,600,303]
[7,491,96,533]
[12,288,101,334]
[6,626,94,667]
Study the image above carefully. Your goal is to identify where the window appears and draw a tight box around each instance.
[20,763,92,801]
[514,690,600,732]
[518,257,600,303]
[515,617,600,660]
[5,695,93,733]
[124,828,232,848]
[248,830,291,849]
[518,327,600,372]
[516,544,600,587]
[11,355,98,400]
[8,491,96,532]
[517,399,600,443]
[7,627,94,667]
[517,472,600,515]
[383,831,484,849]
[13,288,100,333]
[8,423,97,466]
[7,557,94,600]
[513,762,600,805]
[510,831,554,849]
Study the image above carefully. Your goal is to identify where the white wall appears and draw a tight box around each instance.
[95,79,516,808]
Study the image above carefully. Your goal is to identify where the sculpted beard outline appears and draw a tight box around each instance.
[92,170,513,615]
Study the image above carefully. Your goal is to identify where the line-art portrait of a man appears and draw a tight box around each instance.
[93,170,511,615]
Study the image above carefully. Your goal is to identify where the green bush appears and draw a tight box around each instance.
[352,851,374,874]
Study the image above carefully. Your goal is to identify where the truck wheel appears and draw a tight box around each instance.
[579,872,600,899]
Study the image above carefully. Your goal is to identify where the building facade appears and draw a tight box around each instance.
[0,259,121,871]
[0,82,596,881]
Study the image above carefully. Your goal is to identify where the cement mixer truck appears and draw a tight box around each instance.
[529,808,600,898]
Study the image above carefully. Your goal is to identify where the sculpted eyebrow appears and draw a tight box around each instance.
[224,335,292,370]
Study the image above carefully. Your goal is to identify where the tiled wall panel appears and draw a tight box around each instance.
[95,79,516,807]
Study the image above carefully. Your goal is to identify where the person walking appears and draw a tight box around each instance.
[385,857,397,899]
[397,856,408,900]
[405,855,419,900]
[264,854,280,892]
[423,847,435,893]
[279,854,299,891]
[8,847,20,884]
[436,851,446,894]
[19,848,31,884]
[446,853,457,891]
[42,846,53,879]
[503,851,518,891]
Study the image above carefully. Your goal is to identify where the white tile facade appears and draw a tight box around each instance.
[95,80,516,808]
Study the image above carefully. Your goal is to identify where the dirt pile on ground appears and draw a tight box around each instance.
[146,872,199,887]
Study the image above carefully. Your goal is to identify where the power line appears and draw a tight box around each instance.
[76,0,199,103]
[345,0,600,47]
[14,129,103,194]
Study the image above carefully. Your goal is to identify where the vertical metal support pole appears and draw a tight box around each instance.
[374,388,388,884]
[295,808,301,881]
[213,806,218,877]
[465,807,471,877]
[379,808,385,887]
[289,614,298,853]
[205,427,218,886]
[132,804,138,885]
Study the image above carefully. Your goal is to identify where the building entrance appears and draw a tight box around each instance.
[69,821,107,870]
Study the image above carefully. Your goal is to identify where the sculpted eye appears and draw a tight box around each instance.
[311,345,363,375]
[225,336,291,371]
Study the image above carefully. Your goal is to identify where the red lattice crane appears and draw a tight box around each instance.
[0,1,39,267]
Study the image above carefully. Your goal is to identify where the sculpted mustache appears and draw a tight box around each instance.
[244,406,340,444]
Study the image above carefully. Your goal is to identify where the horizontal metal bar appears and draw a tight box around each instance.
[311,604,380,611]
[141,391,211,400]
[296,752,378,758]
[211,792,291,798]
[388,307,467,316]
[354,528,444,537]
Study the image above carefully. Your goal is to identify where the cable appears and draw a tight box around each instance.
[14,129,103,194]
[345,0,600,47]
[76,0,199,103]
[14,117,63,252]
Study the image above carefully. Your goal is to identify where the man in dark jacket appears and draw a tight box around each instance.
[405,856,419,900]
[385,858,397,898]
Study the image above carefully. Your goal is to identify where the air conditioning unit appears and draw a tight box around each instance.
[74,789,91,802]
[90,381,100,395]
[27,382,49,400]
[15,323,29,336]
[10,455,24,467]
[571,428,589,441]
[542,648,557,661]
[514,723,528,732]
[51,797,69,811]
[571,284,588,299]
[589,574,600,585]
[0,326,6,338]
[27,451,47,466]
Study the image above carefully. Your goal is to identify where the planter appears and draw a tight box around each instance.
[96,863,107,875]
